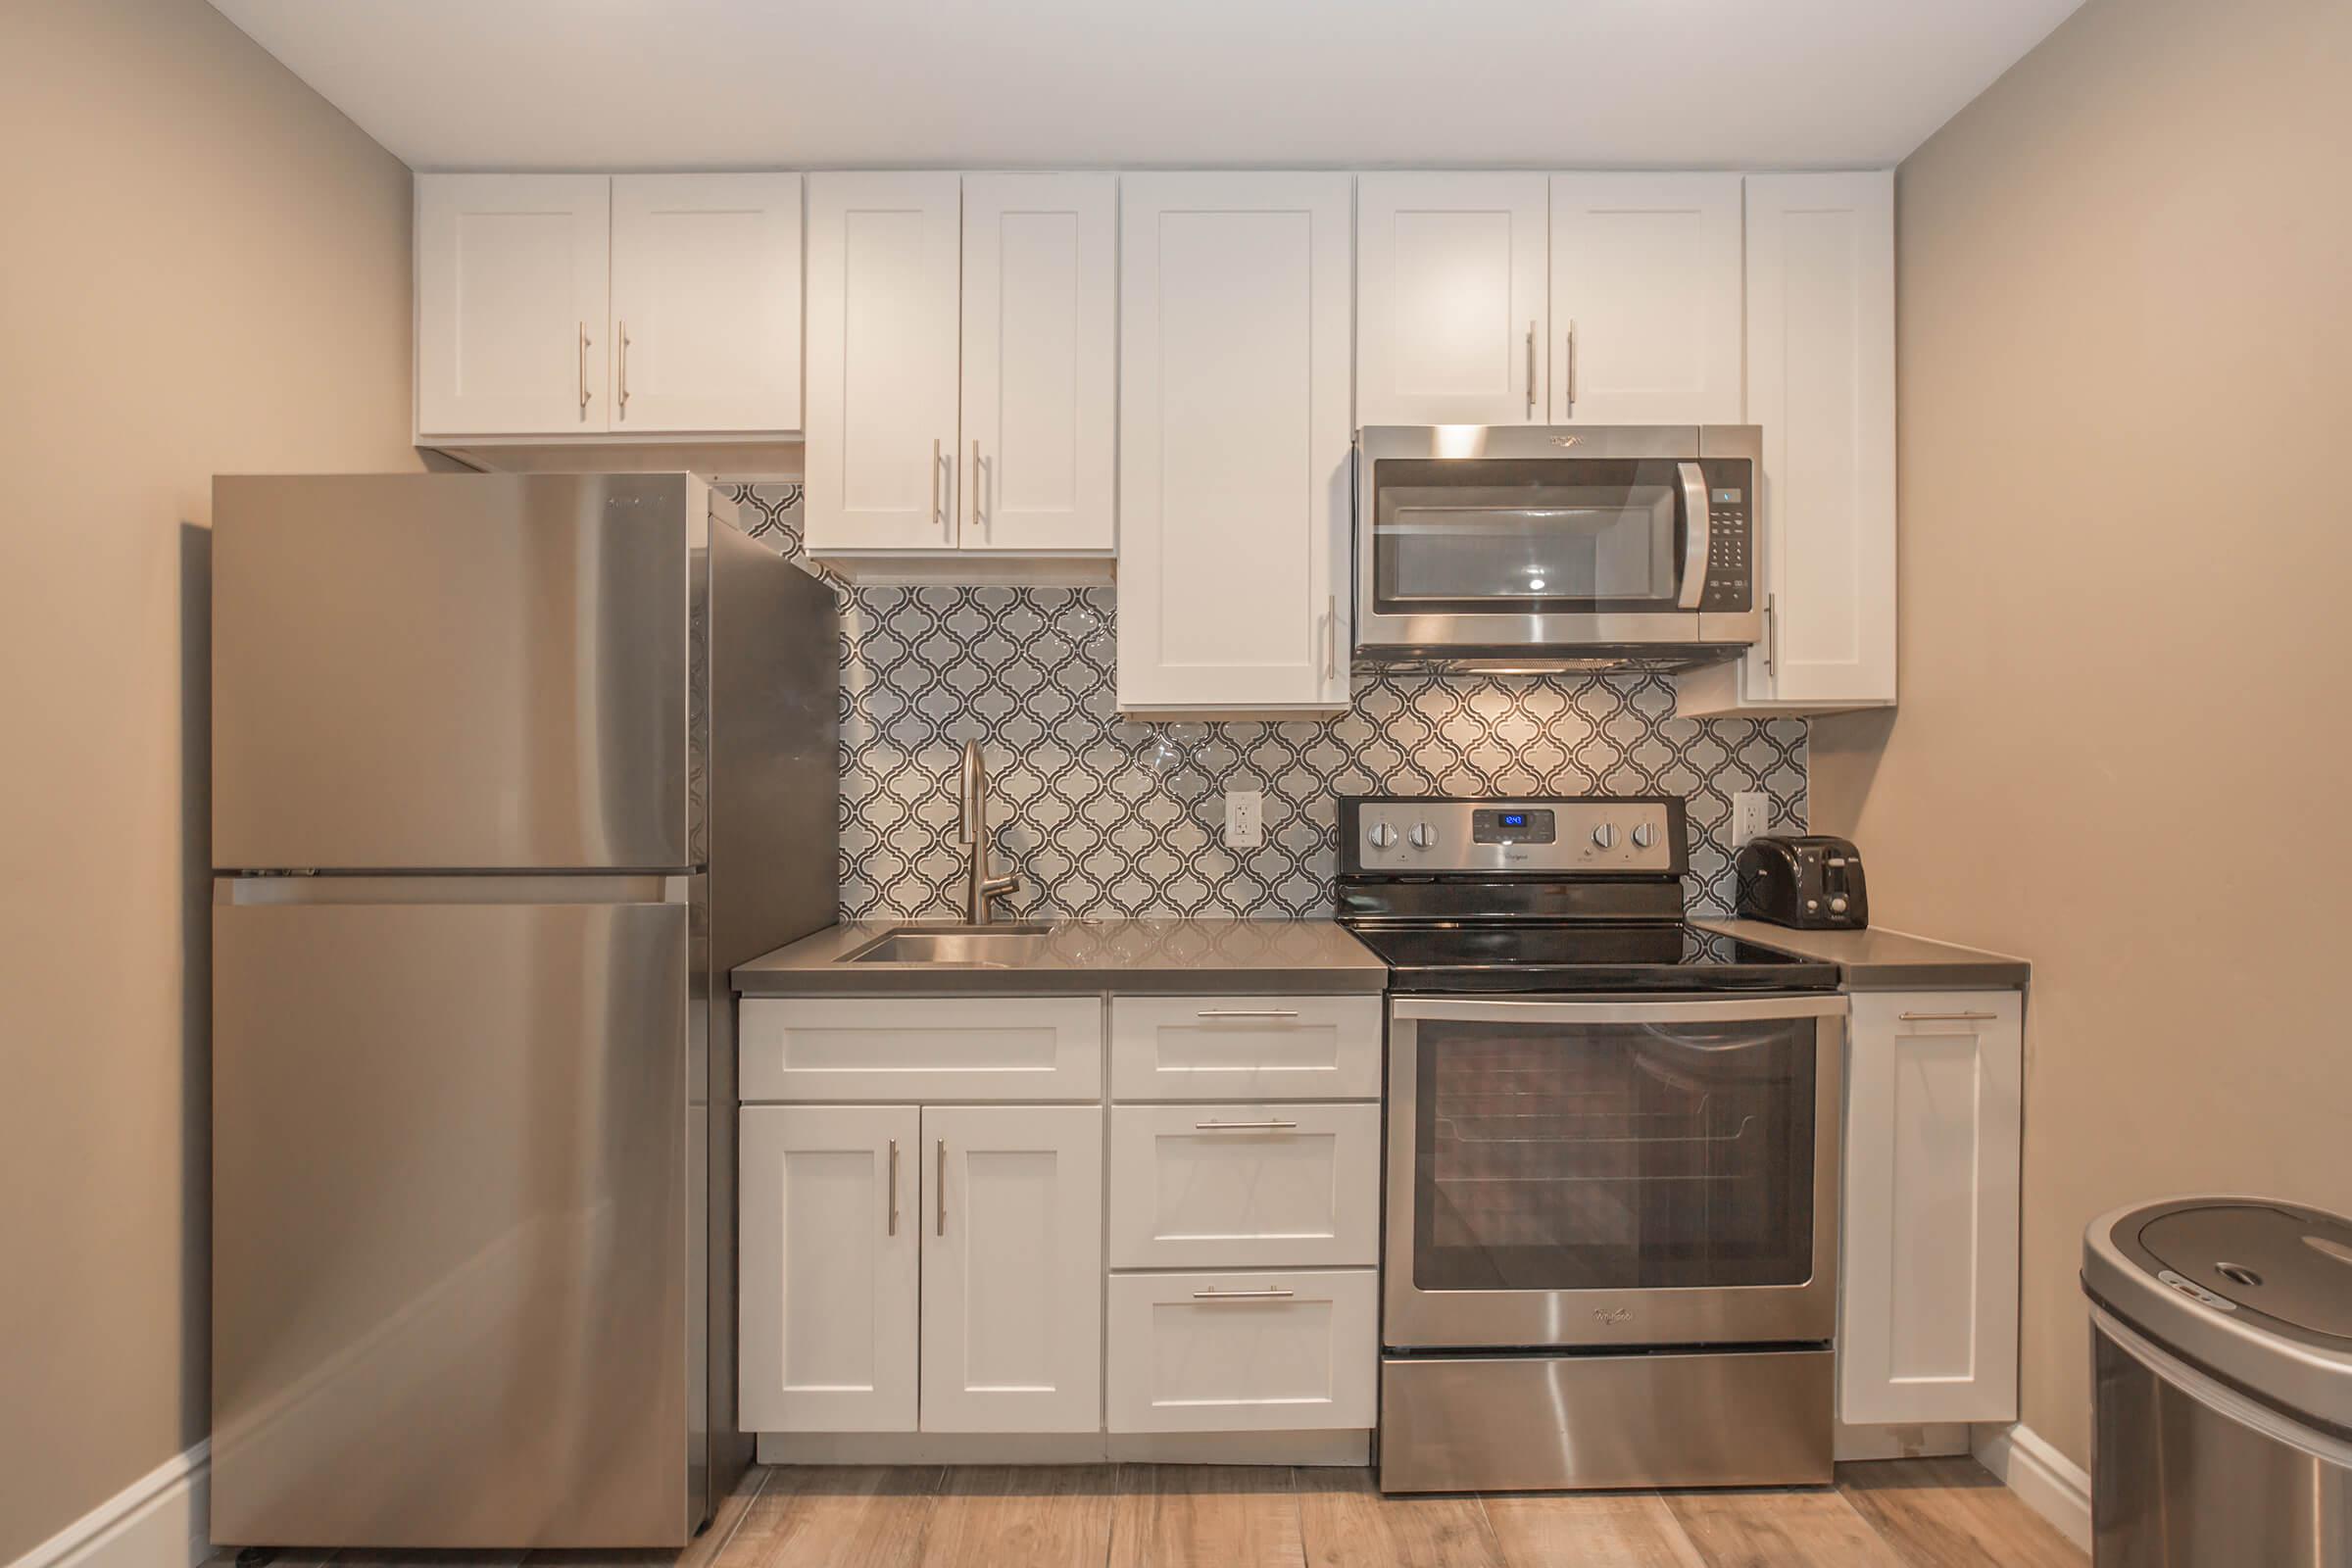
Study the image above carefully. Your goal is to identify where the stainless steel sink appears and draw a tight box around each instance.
[842,923,1055,966]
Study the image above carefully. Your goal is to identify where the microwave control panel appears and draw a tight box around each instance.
[1348,798,1682,874]
[1699,460,1754,612]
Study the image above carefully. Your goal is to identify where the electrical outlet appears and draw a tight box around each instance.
[1732,791,1770,847]
[1223,789,1264,849]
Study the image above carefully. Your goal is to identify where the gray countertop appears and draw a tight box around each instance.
[733,917,1388,997]
[1693,918,2030,991]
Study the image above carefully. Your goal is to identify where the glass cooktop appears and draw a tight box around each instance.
[1344,920,1840,994]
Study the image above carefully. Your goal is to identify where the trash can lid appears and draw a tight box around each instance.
[2084,1196,2352,1437]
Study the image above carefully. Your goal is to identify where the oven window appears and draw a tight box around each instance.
[1372,458,1687,613]
[1412,1016,1817,1292]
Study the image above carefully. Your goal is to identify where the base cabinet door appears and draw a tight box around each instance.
[919,1105,1104,1432]
[739,1105,920,1433]
[1839,990,2024,1425]
[1106,1269,1377,1433]
[1108,1103,1381,1269]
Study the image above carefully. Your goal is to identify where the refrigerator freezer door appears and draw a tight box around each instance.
[213,473,692,871]
[211,885,692,1547]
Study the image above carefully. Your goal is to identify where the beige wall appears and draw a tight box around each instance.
[1812,0,2352,1470]
[0,2,418,1556]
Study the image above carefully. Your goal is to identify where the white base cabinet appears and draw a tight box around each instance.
[1106,1269,1378,1434]
[1838,989,2024,1427]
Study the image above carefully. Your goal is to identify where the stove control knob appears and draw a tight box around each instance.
[1408,821,1439,850]
[1592,823,1618,850]
[1366,822,1399,850]
[1632,822,1656,850]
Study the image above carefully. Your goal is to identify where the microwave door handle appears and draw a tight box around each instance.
[1677,461,1709,611]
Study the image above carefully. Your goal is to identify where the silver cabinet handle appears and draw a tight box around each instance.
[931,439,944,534]
[1764,592,1779,677]
[936,1138,947,1236]
[1525,320,1537,416]
[616,319,630,419]
[1676,461,1709,612]
[1563,319,1578,414]
[577,322,592,420]
[1324,593,1338,684]
[1195,1008,1300,1019]
[886,1138,900,1236]
[970,439,984,535]
[1194,1119,1300,1132]
[1192,1288,1296,1301]
[1898,1010,1999,1022]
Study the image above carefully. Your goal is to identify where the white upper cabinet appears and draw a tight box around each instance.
[1839,991,2023,1428]
[609,173,803,434]
[804,172,964,553]
[1677,171,1896,715]
[806,172,1115,565]
[1118,172,1353,712]
[1548,173,1744,425]
[1356,173,1549,426]
[416,174,611,438]
[959,173,1118,554]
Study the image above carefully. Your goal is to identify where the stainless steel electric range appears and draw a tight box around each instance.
[1335,795,1848,1494]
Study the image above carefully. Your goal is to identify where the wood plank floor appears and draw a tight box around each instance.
[485,1457,2074,1568]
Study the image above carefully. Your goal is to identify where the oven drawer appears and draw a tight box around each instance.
[1379,1348,1833,1493]
[1109,995,1382,1101]
[1106,1269,1377,1433]
[1108,1103,1380,1268]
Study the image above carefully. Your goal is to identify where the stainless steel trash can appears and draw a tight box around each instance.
[2082,1198,2352,1565]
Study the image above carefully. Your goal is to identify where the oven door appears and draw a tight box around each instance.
[1384,994,1845,1351]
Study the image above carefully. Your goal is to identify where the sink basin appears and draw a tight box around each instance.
[843,923,1055,966]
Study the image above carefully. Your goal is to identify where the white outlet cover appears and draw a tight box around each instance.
[1732,791,1770,847]
[1223,789,1264,849]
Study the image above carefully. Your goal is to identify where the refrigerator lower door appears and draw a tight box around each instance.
[212,879,693,1548]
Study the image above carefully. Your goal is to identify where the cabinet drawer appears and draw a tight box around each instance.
[1106,1269,1377,1433]
[1109,996,1381,1101]
[740,997,1102,1102]
[1108,1103,1380,1268]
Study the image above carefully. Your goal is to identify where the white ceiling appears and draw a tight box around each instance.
[210,0,2082,172]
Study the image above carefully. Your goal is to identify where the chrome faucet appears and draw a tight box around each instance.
[956,739,1024,924]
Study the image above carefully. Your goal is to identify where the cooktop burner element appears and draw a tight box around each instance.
[1335,795,1837,994]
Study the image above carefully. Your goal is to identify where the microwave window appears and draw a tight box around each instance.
[1371,459,1689,613]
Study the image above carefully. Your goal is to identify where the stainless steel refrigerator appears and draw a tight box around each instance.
[208,473,837,1549]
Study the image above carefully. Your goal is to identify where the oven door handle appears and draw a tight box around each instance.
[1676,460,1710,612]
[1390,994,1848,1025]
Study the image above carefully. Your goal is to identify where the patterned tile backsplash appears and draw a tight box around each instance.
[730,484,1806,923]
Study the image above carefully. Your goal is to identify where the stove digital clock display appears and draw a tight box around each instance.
[1472,808,1555,845]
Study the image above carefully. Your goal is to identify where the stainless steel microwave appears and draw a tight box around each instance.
[1353,424,1763,671]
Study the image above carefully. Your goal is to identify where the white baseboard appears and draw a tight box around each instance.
[1972,1421,2090,1551]
[6,1443,211,1568]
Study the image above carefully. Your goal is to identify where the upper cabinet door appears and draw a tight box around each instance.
[416,174,611,437]
[1356,173,1549,426]
[1743,172,1896,707]
[805,173,963,553]
[609,173,803,434]
[1118,172,1353,711]
[1548,173,1743,425]
[959,173,1118,554]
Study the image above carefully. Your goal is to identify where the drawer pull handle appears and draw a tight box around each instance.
[1195,1008,1300,1020]
[1194,1118,1299,1132]
[1898,1010,1999,1022]
[1192,1288,1296,1301]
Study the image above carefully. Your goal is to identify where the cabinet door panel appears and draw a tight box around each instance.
[1839,991,2023,1426]
[739,1105,920,1433]
[416,173,610,436]
[1549,172,1743,425]
[920,1105,1103,1433]
[610,173,802,433]
[740,996,1103,1103]
[806,173,962,552]
[1108,1103,1381,1269]
[1108,995,1384,1102]
[1117,173,1352,711]
[1744,172,1896,706]
[1356,173,1548,425]
[961,173,1117,553]
[1105,1269,1377,1433]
